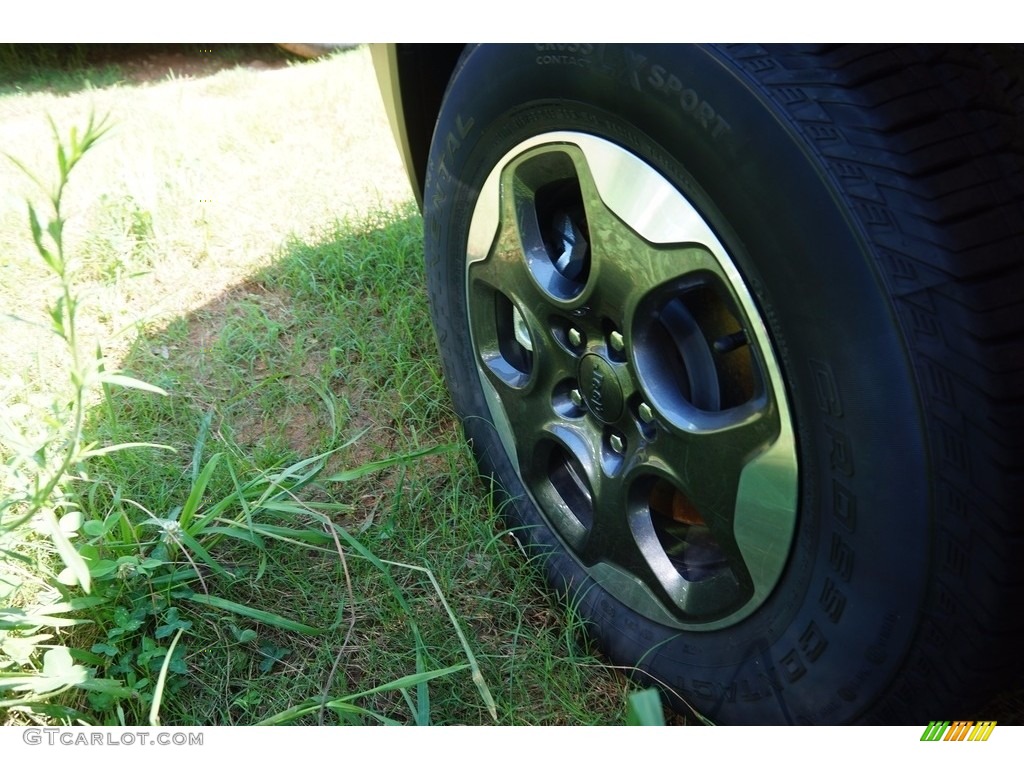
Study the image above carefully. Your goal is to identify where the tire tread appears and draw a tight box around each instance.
[724,42,1024,721]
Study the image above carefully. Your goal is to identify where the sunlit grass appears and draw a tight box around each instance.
[0,45,639,726]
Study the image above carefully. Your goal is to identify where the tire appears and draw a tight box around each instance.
[423,44,1024,724]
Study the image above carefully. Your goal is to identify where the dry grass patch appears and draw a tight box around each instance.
[1,45,409,412]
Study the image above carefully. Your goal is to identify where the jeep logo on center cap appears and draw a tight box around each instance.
[579,353,623,424]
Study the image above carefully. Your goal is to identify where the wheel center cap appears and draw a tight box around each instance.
[579,353,623,424]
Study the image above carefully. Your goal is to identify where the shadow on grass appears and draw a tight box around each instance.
[87,205,448,530]
[75,208,617,725]
[0,44,301,97]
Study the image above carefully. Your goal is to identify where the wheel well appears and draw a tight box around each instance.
[392,44,466,204]
[384,44,1023,207]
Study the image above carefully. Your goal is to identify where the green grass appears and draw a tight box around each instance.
[77,211,634,726]
[0,45,643,726]
[0,44,297,97]
[0,44,124,95]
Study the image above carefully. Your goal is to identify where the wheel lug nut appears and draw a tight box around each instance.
[609,433,626,454]
[568,327,583,348]
[609,331,624,353]
[638,402,655,424]
[570,389,584,408]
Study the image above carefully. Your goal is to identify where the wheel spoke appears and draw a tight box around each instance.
[468,227,580,391]
[589,225,728,327]
[562,135,746,322]
[646,404,779,571]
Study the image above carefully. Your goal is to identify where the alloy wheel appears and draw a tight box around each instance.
[465,133,798,629]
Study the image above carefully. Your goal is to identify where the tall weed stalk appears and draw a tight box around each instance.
[0,114,169,720]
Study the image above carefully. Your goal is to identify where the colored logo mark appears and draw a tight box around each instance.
[920,721,997,741]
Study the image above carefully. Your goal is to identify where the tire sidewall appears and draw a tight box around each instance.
[424,44,930,724]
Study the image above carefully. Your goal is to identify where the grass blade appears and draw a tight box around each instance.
[190,411,214,486]
[177,452,221,532]
[322,443,456,483]
[148,627,185,726]
[79,441,173,458]
[626,688,666,726]
[97,372,168,396]
[185,593,324,636]
[255,664,468,725]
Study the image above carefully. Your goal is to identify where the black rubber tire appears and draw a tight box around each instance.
[423,44,1024,724]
